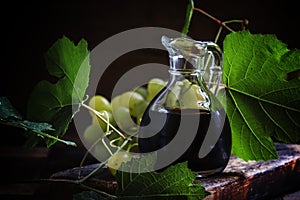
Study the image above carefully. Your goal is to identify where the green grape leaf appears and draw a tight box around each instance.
[0,96,22,120]
[0,96,54,132]
[220,30,300,161]
[27,36,90,147]
[115,155,209,200]
[0,97,76,147]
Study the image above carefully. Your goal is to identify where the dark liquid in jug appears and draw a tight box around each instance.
[138,107,231,176]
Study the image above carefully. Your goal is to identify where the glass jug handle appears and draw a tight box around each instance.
[205,42,223,95]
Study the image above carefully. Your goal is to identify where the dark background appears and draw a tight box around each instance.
[0,0,299,198]
[2,0,299,139]
[1,0,299,114]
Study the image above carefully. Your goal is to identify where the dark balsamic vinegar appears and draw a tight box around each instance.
[138,107,232,176]
[139,35,231,176]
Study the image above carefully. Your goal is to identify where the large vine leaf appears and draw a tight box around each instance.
[220,30,300,161]
[27,36,90,147]
[115,155,209,200]
[0,97,76,146]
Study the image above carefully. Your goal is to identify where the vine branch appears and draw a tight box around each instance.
[182,0,248,39]
[193,7,236,33]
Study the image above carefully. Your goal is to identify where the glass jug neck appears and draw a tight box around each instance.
[169,54,203,75]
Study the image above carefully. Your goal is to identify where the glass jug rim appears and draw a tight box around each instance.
[161,35,219,58]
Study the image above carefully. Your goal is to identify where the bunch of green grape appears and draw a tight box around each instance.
[82,78,167,174]
[82,76,210,174]
[164,79,208,110]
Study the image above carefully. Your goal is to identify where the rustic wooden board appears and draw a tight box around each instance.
[51,143,300,199]
[199,143,300,199]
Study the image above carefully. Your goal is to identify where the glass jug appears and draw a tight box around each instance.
[138,36,232,177]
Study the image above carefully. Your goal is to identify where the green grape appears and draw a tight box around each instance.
[191,84,206,101]
[165,81,183,108]
[136,112,143,125]
[119,91,145,110]
[88,95,112,113]
[117,91,147,119]
[180,79,206,109]
[82,123,105,145]
[92,110,117,131]
[107,151,132,175]
[111,95,122,112]
[130,100,149,118]
[133,86,148,99]
[146,78,166,102]
[113,106,137,132]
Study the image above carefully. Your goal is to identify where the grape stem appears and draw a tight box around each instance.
[102,138,113,156]
[77,133,133,183]
[79,131,112,176]
[193,7,235,33]
[31,129,77,147]
[81,102,128,140]
[38,133,134,198]
[80,183,118,199]
[193,7,245,43]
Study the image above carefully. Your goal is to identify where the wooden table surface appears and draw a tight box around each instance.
[50,143,300,200]
[199,143,300,199]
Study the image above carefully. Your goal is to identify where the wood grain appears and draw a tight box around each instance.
[51,143,300,199]
[200,143,300,199]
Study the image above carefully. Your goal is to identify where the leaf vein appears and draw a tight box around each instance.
[259,101,293,142]
[50,57,82,101]
[230,87,300,113]
[228,90,276,159]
